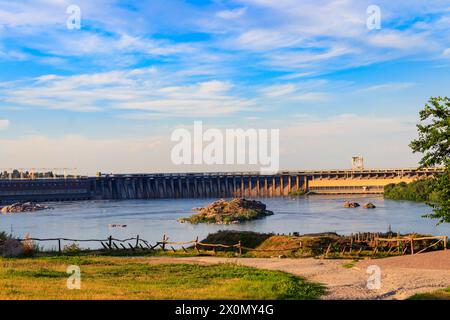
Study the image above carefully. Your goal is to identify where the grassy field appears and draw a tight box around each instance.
[0,256,324,300]
[409,287,450,300]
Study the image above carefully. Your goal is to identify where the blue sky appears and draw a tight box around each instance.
[0,0,450,174]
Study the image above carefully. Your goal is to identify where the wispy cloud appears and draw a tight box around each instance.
[360,82,416,93]
[216,7,247,19]
[0,0,448,171]
[0,119,9,130]
[0,68,255,117]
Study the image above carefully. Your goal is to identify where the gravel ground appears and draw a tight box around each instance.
[138,250,450,300]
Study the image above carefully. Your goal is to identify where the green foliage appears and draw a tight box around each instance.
[409,97,450,224]
[410,97,450,168]
[63,243,82,254]
[384,179,436,202]
[384,177,450,223]
[288,189,307,196]
[423,167,450,223]
[0,232,8,242]
[201,230,272,251]
[179,199,273,224]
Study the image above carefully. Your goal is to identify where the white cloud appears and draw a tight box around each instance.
[0,68,254,117]
[260,80,329,101]
[216,7,247,19]
[0,114,420,174]
[280,113,420,169]
[261,84,296,97]
[0,119,9,130]
[443,48,450,57]
[1,0,449,75]
[0,134,169,175]
[367,30,432,50]
[233,29,304,51]
[264,46,354,70]
[360,82,415,93]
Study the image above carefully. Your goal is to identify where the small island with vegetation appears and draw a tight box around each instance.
[178,198,274,224]
[0,202,52,214]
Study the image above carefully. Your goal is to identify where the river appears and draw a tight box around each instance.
[1,195,449,250]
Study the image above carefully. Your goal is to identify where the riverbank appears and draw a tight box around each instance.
[2,251,449,300]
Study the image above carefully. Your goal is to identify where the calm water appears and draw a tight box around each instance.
[1,195,449,249]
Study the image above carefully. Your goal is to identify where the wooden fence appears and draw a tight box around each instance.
[348,232,447,256]
[17,234,303,255]
[17,233,448,256]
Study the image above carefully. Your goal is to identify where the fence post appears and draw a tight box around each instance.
[162,234,166,251]
[135,235,140,248]
[58,239,61,254]
[444,236,448,251]
[108,236,112,250]
[238,241,242,256]
[410,238,414,255]
[325,243,331,258]
[194,236,199,253]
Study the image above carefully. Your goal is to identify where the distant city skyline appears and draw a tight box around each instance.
[1,0,449,175]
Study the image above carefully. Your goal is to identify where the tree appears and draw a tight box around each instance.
[410,97,450,223]
[410,97,450,167]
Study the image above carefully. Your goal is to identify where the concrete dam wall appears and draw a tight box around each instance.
[90,173,308,199]
[0,168,441,203]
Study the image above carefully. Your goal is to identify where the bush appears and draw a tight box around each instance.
[0,231,8,242]
[288,189,307,196]
[384,179,437,202]
[63,243,81,254]
[22,234,39,256]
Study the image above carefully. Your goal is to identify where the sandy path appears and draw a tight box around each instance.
[137,251,450,300]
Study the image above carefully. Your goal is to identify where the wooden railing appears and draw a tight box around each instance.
[16,234,304,255]
[16,233,448,256]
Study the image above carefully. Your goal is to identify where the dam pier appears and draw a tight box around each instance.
[0,168,441,204]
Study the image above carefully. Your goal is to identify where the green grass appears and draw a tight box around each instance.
[0,256,324,300]
[409,287,450,300]
[342,261,357,269]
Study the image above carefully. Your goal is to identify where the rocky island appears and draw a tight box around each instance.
[178,198,274,224]
[0,202,52,214]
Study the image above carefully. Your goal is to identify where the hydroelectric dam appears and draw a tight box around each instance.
[0,168,442,204]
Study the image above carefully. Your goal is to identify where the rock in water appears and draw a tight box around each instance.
[178,198,274,224]
[0,202,52,214]
[343,201,360,208]
[363,202,376,209]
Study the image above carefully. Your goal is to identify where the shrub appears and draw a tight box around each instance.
[63,243,82,254]
[384,179,436,202]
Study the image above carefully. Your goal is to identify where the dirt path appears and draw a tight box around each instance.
[138,251,450,300]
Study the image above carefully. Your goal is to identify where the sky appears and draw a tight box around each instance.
[0,0,450,175]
